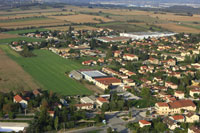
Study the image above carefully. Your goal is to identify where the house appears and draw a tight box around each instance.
[114,50,121,57]
[32,89,42,97]
[13,95,28,108]
[139,120,151,128]
[190,89,200,98]
[170,115,185,123]
[96,97,109,108]
[82,60,97,66]
[174,91,185,99]
[165,82,178,89]
[123,54,138,61]
[148,58,160,65]
[163,117,180,130]
[155,100,196,115]
[188,126,200,133]
[48,111,55,117]
[75,103,93,110]
[185,112,199,123]
[94,77,121,90]
[167,59,176,66]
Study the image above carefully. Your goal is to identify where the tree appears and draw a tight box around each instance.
[54,116,59,131]
[107,127,112,133]
[8,112,15,119]
[102,103,109,112]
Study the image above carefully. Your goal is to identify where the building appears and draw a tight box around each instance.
[48,111,55,117]
[120,32,176,40]
[188,126,200,133]
[190,89,200,97]
[0,122,28,132]
[80,97,95,104]
[163,117,180,130]
[75,103,94,110]
[170,115,185,123]
[96,97,109,108]
[80,70,107,83]
[69,70,83,80]
[185,112,199,123]
[13,95,28,108]
[155,100,196,115]
[94,77,121,90]
[174,91,185,99]
[139,120,151,127]
[97,36,131,43]
[123,54,138,61]
[165,82,178,90]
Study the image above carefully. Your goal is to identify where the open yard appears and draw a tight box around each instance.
[0,45,92,95]
[0,46,39,92]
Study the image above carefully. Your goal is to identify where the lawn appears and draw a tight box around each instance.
[5,28,48,34]
[0,37,43,44]
[0,45,92,95]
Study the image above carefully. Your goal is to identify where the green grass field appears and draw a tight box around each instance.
[5,28,48,34]
[0,37,43,44]
[0,45,92,95]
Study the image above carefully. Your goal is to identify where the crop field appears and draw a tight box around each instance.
[49,14,113,23]
[0,18,68,29]
[156,23,200,33]
[0,45,92,95]
[5,28,48,34]
[0,46,39,92]
[46,25,97,31]
[0,33,19,39]
[0,37,43,44]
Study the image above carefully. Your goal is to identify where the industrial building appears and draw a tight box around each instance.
[120,32,176,40]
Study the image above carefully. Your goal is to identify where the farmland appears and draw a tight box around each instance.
[0,5,200,33]
[0,46,39,92]
[0,37,43,44]
[0,45,92,95]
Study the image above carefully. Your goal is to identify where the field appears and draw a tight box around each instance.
[0,5,200,33]
[5,28,48,34]
[0,37,43,44]
[49,14,113,23]
[0,45,92,95]
[47,25,97,31]
[0,46,39,92]
[0,33,19,39]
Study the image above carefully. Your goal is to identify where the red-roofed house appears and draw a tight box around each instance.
[170,115,185,122]
[123,54,138,61]
[96,97,109,108]
[48,111,55,117]
[13,95,28,108]
[139,120,151,127]
[156,100,196,115]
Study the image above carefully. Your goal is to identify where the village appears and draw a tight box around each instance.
[5,27,200,133]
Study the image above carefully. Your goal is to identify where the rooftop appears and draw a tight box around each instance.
[81,70,107,78]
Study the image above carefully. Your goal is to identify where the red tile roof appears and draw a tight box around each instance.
[169,100,196,109]
[94,77,121,85]
[97,97,108,103]
[156,102,169,107]
[14,95,23,102]
[171,115,184,120]
[139,120,151,125]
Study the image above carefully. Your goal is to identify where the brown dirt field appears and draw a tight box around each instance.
[0,19,69,29]
[157,23,200,33]
[49,14,113,23]
[0,33,19,39]
[0,49,39,92]
[47,25,98,31]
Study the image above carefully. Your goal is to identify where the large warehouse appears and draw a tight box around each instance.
[120,32,176,40]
